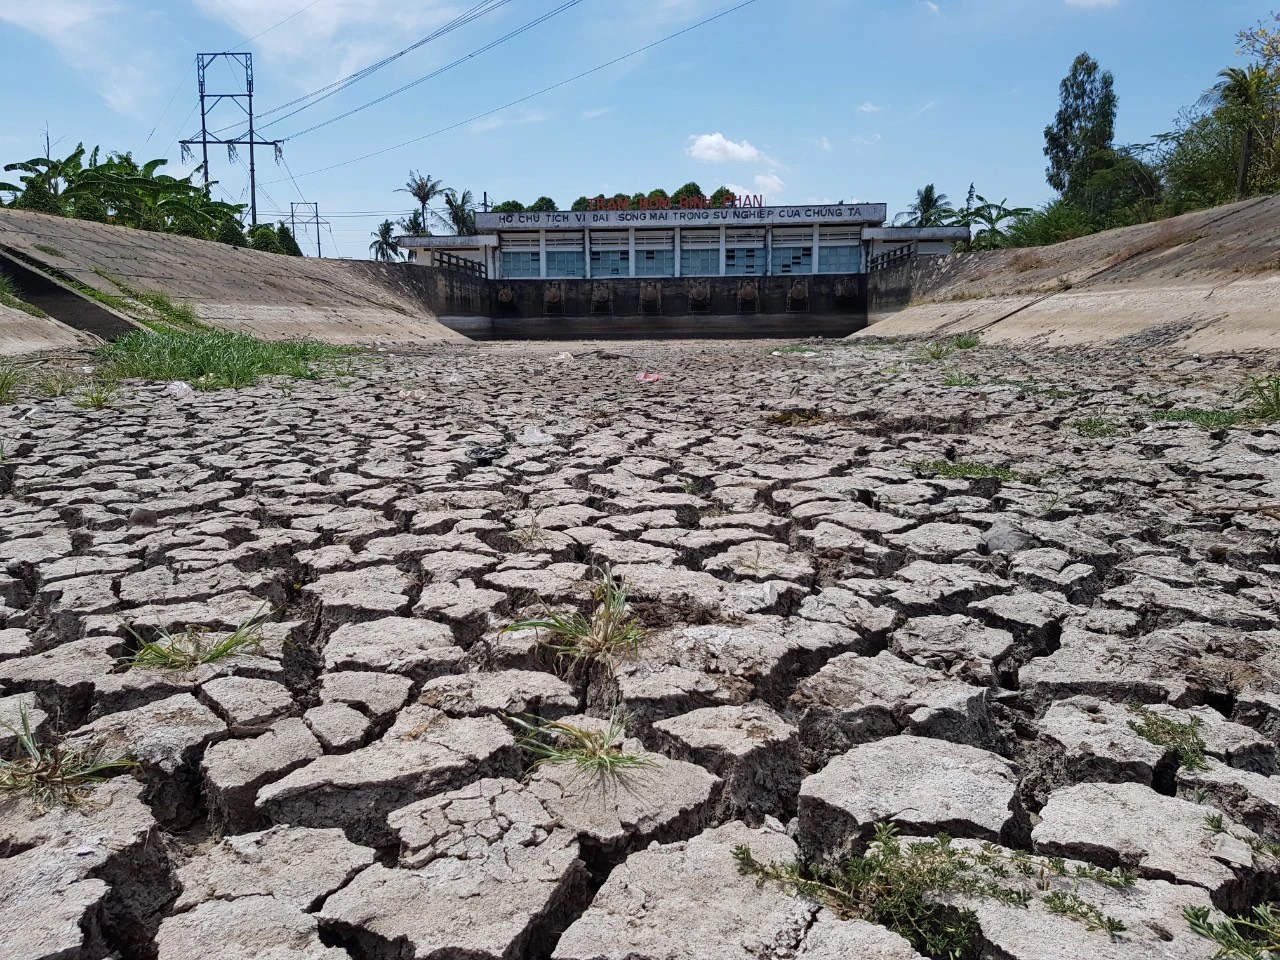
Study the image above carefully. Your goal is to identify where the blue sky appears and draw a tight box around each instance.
[0,0,1271,257]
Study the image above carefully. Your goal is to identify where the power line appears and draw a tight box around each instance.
[274,0,584,140]
[262,0,762,186]
[145,62,194,145]
[214,0,513,137]
[242,0,324,44]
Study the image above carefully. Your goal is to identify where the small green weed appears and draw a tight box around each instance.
[773,343,821,355]
[951,333,981,350]
[1152,408,1242,430]
[1127,706,1207,770]
[913,459,1022,482]
[32,243,66,258]
[1243,375,1280,422]
[124,606,270,670]
[0,705,134,808]
[0,361,24,404]
[941,371,980,387]
[509,712,656,778]
[1071,417,1121,439]
[73,379,120,410]
[34,371,83,398]
[921,341,954,362]
[1186,904,1280,959]
[0,274,48,319]
[511,510,552,546]
[735,822,1131,959]
[504,568,646,671]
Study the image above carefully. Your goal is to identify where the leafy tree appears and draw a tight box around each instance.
[248,224,284,254]
[671,182,703,204]
[709,186,735,208]
[528,196,557,212]
[1005,199,1095,247]
[276,223,304,256]
[1200,65,1276,199]
[896,184,953,226]
[397,171,445,230]
[1238,12,1280,65]
[398,208,428,235]
[434,189,477,235]
[647,188,670,203]
[949,183,979,250]
[571,196,591,211]
[369,220,403,261]
[491,200,526,213]
[970,195,1033,249]
[1044,53,1118,198]
[215,218,246,247]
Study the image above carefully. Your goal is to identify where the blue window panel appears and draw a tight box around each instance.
[500,251,540,278]
[724,246,765,276]
[590,250,630,276]
[681,248,719,276]
[636,249,675,277]
[820,245,862,273]
[546,251,585,278]
[771,246,812,275]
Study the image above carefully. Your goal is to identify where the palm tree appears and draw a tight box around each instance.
[369,220,403,261]
[398,209,427,236]
[434,188,477,235]
[1200,65,1275,200]
[970,195,1033,250]
[896,184,954,227]
[396,170,445,228]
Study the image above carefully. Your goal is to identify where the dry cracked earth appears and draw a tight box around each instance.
[2,337,1279,960]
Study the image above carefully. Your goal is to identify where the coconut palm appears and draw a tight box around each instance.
[896,184,954,227]
[970,195,1033,250]
[434,188,477,235]
[398,209,427,236]
[1199,65,1276,200]
[369,220,403,261]
[397,171,445,230]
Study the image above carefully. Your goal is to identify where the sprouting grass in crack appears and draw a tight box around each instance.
[1151,408,1243,430]
[0,361,24,404]
[35,371,83,398]
[511,510,553,547]
[1071,417,1121,439]
[503,568,646,672]
[124,606,271,670]
[941,371,980,388]
[509,712,656,779]
[736,822,1132,959]
[0,705,134,809]
[912,459,1023,483]
[951,333,981,350]
[1243,375,1280,422]
[1186,904,1280,959]
[1127,705,1207,771]
[920,341,954,362]
[72,378,120,410]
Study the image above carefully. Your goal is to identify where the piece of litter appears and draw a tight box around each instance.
[554,352,574,361]
[164,381,195,399]
[635,372,666,383]
[518,425,555,446]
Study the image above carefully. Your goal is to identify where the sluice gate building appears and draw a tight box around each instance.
[394,202,967,339]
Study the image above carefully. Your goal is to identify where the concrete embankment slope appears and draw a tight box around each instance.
[861,195,1280,353]
[0,209,466,350]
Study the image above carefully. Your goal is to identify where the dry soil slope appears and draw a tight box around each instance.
[0,209,466,346]
[861,194,1280,353]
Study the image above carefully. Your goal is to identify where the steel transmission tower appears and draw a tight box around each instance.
[180,52,281,226]
[290,202,327,258]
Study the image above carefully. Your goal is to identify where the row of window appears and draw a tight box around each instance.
[499,245,862,278]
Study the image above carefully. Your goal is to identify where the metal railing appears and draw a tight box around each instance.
[869,243,916,272]
[433,250,487,278]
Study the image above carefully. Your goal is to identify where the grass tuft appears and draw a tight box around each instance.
[735,822,1131,959]
[34,371,84,398]
[921,341,954,362]
[99,328,354,390]
[124,606,270,671]
[1243,375,1280,422]
[1152,408,1242,430]
[509,712,656,779]
[1071,417,1121,438]
[0,361,25,404]
[912,459,1022,482]
[951,333,981,350]
[504,567,646,671]
[0,705,134,808]
[1127,706,1207,770]
[32,243,66,258]
[941,371,980,387]
[72,379,120,410]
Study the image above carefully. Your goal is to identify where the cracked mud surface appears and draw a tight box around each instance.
[2,337,1279,959]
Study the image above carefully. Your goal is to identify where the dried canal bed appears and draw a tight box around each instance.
[1,337,1279,960]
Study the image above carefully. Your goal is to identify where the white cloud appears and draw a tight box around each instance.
[469,109,551,133]
[922,1,940,12]
[853,133,882,146]
[0,0,157,115]
[754,172,784,198]
[858,101,883,113]
[813,136,833,152]
[580,107,614,121]
[686,132,761,164]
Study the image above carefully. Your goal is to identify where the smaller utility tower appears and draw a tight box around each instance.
[289,202,327,258]
[180,52,281,227]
